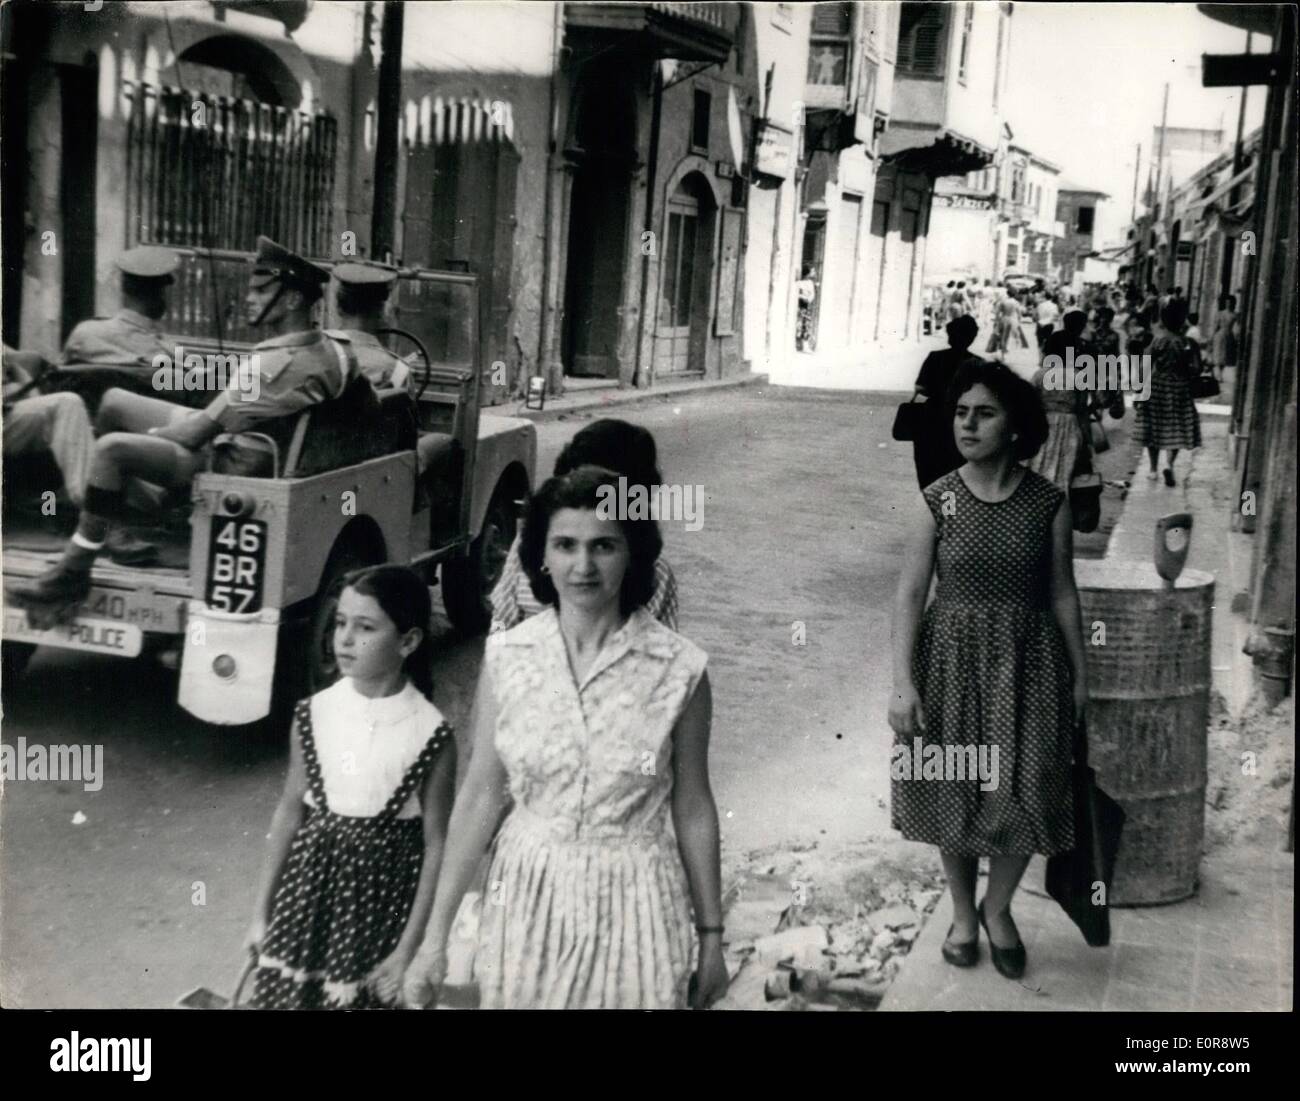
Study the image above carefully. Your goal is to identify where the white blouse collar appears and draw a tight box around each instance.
[333,675,422,723]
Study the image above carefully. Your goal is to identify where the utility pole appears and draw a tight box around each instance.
[1230,32,1253,203]
[1154,82,1169,290]
[371,0,404,262]
[1130,142,1141,224]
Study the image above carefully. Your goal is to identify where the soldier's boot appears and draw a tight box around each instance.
[105,529,160,566]
[6,559,93,629]
[8,485,123,627]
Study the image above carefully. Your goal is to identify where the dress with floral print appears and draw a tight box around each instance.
[475,606,708,1009]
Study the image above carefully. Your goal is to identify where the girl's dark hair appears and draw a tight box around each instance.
[519,464,662,615]
[554,419,662,486]
[340,564,435,700]
[946,359,1049,462]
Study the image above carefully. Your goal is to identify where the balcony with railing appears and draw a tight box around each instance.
[564,2,733,62]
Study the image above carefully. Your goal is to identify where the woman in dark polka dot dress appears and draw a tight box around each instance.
[889,361,1089,979]
[244,566,456,1008]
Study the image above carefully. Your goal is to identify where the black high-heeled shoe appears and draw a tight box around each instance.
[941,922,980,968]
[978,900,1026,979]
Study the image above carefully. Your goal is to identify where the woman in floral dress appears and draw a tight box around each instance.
[405,465,727,1009]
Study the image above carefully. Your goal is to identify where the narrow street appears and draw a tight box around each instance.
[1,386,918,1007]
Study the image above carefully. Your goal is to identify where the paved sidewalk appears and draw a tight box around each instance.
[503,371,768,424]
[879,848,1292,1011]
[1106,413,1254,716]
[767,334,948,392]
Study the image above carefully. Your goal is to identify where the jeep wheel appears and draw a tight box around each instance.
[442,488,516,635]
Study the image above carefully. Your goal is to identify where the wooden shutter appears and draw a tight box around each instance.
[898,5,947,76]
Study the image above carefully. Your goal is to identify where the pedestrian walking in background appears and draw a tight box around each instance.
[1126,310,1153,358]
[911,315,986,489]
[889,361,1087,981]
[948,281,970,322]
[1034,293,1060,351]
[489,419,678,633]
[986,290,1028,354]
[1134,300,1201,487]
[245,566,457,1008]
[1210,293,1239,382]
[405,465,727,1009]
[1027,310,1092,493]
[795,266,817,352]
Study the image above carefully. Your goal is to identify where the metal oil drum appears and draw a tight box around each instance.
[1074,561,1215,905]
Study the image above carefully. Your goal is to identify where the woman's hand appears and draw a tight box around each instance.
[401,942,448,1009]
[368,943,417,1006]
[1072,680,1088,727]
[691,938,730,1009]
[888,682,926,737]
[242,916,266,957]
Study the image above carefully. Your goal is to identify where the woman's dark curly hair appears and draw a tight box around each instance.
[553,419,662,485]
[519,464,662,615]
[945,359,1049,462]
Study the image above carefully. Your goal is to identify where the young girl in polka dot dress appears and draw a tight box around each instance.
[245,565,457,1008]
[889,361,1089,980]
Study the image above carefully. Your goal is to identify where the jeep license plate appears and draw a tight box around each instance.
[3,609,144,657]
[205,517,267,613]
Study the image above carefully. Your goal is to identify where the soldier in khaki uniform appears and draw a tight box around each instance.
[61,246,179,378]
[328,260,409,391]
[9,237,358,624]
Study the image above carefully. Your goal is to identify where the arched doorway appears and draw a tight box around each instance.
[655,172,716,376]
[562,79,636,379]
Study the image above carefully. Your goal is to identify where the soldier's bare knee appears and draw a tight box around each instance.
[96,431,136,465]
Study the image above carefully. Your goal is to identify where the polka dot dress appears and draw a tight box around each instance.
[250,701,453,1009]
[891,469,1076,856]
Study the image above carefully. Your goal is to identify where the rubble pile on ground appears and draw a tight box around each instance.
[713,861,945,1011]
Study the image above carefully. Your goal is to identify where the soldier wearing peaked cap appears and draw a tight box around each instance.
[327,260,410,392]
[60,245,180,378]
[8,236,368,622]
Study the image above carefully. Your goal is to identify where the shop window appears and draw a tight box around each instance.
[691,89,711,153]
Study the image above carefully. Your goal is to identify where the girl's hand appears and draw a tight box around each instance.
[691,939,730,1009]
[368,945,416,1006]
[1073,681,1088,727]
[243,916,266,957]
[888,683,926,737]
[401,942,448,1009]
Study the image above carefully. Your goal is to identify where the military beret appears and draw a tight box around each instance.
[116,245,180,282]
[333,260,399,289]
[249,236,330,292]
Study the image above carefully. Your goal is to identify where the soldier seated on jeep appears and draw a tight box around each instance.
[7,236,369,626]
